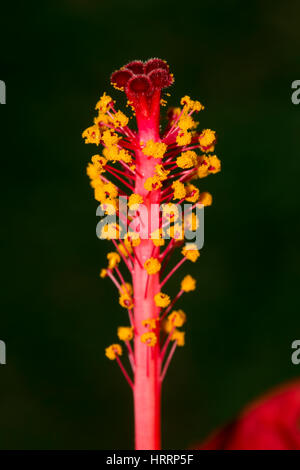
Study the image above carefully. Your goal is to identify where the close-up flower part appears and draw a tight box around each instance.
[82,58,221,450]
[2,0,300,455]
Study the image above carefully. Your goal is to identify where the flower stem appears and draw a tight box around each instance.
[133,111,162,448]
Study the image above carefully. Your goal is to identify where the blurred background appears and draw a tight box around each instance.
[0,0,300,449]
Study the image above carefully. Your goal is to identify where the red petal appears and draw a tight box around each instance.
[197,380,300,450]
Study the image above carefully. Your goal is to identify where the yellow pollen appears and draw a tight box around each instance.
[162,203,179,221]
[82,125,101,145]
[95,93,113,113]
[154,292,171,308]
[185,213,199,231]
[113,110,129,128]
[172,180,186,200]
[176,151,198,169]
[199,129,216,152]
[117,327,134,342]
[155,164,169,181]
[142,318,158,329]
[128,193,143,209]
[117,238,133,257]
[86,162,102,181]
[167,223,184,240]
[119,293,134,309]
[144,175,162,192]
[178,115,196,131]
[185,184,200,203]
[180,95,204,113]
[107,252,121,269]
[100,269,107,278]
[142,140,167,159]
[150,228,165,247]
[100,199,118,215]
[168,310,186,327]
[119,282,133,296]
[198,192,213,206]
[176,131,192,147]
[208,155,221,174]
[171,330,185,346]
[197,155,210,178]
[144,258,161,275]
[181,244,200,262]
[102,130,120,147]
[94,181,118,203]
[181,275,196,292]
[100,223,120,240]
[141,332,157,347]
[127,231,141,247]
[105,343,122,360]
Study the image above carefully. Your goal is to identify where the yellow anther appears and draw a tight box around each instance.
[105,344,122,360]
[181,275,196,292]
[144,258,161,275]
[181,244,200,262]
[142,318,158,329]
[128,193,143,209]
[199,129,216,152]
[176,131,192,147]
[100,269,107,278]
[141,332,157,347]
[82,125,101,145]
[102,130,120,147]
[171,330,185,346]
[142,140,167,159]
[107,252,121,269]
[117,327,134,342]
[208,155,221,174]
[119,283,133,296]
[119,293,134,309]
[100,223,120,240]
[172,181,186,200]
[185,184,199,203]
[154,292,171,308]
[176,151,198,169]
[113,110,129,128]
[168,310,186,327]
[198,192,213,206]
[155,164,169,181]
[144,175,162,191]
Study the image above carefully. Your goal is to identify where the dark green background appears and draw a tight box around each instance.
[1,0,299,449]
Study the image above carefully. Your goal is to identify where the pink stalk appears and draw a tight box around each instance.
[160,290,184,321]
[131,247,143,269]
[105,166,135,191]
[132,99,162,450]
[160,257,187,288]
[115,354,134,389]
[111,239,133,273]
[106,269,121,290]
[126,340,135,373]
[160,340,178,382]
[83,58,219,451]
[106,164,136,181]
[160,324,176,360]
[107,268,134,327]
[159,239,175,261]
[120,160,143,177]
[118,238,136,266]
[114,266,128,292]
